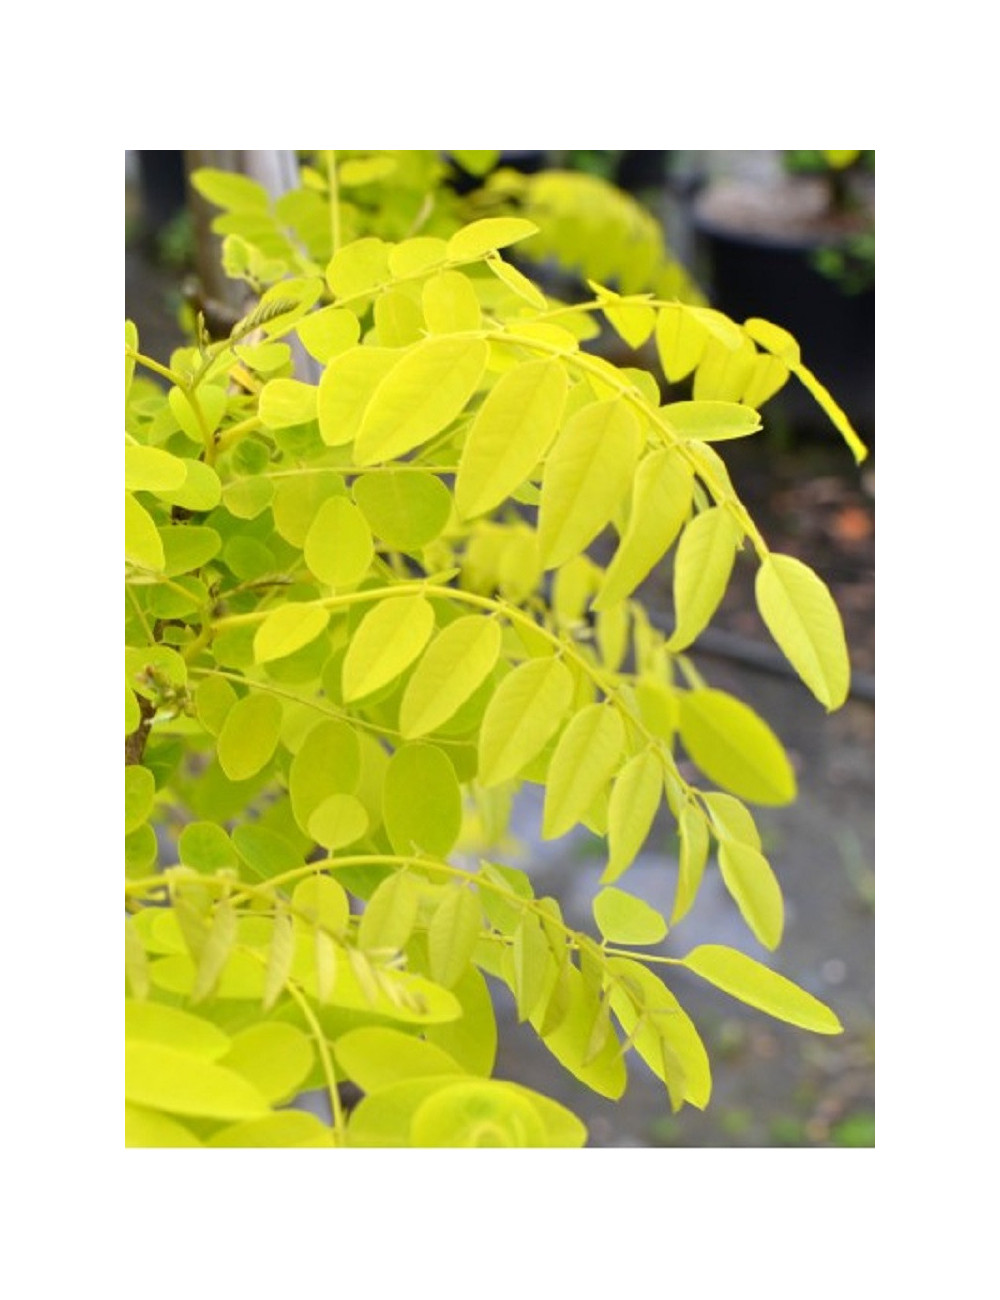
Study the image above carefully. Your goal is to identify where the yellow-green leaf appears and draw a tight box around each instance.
[288,718,361,832]
[341,594,435,702]
[387,237,449,278]
[538,399,642,569]
[125,492,164,571]
[216,692,283,780]
[190,168,270,212]
[354,336,488,465]
[259,378,318,429]
[655,304,709,382]
[308,793,369,849]
[671,804,710,925]
[742,317,801,366]
[221,1022,315,1104]
[303,495,373,587]
[756,554,851,710]
[124,1000,231,1058]
[124,1041,271,1121]
[681,944,842,1033]
[253,604,330,665]
[478,657,574,787]
[511,913,551,1023]
[603,750,663,884]
[124,764,155,834]
[667,507,741,650]
[208,1112,335,1148]
[124,444,188,493]
[593,887,667,945]
[297,305,361,364]
[447,217,540,262]
[456,358,569,519]
[125,1104,201,1148]
[485,252,547,309]
[428,886,482,988]
[317,346,400,448]
[374,288,424,347]
[384,742,462,858]
[326,236,390,299]
[334,1027,464,1092]
[663,399,761,443]
[790,360,869,463]
[542,704,624,840]
[678,688,796,805]
[262,909,294,1011]
[422,269,481,333]
[352,470,452,551]
[594,448,694,610]
[399,616,502,738]
[718,840,784,950]
[357,870,421,953]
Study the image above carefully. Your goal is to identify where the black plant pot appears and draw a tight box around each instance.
[691,211,875,444]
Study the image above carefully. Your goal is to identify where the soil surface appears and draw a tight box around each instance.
[125,162,874,1148]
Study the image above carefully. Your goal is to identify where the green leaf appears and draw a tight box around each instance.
[755,554,850,710]
[667,507,741,650]
[399,616,502,738]
[485,252,547,310]
[208,1112,335,1148]
[124,1000,231,1059]
[156,459,222,512]
[383,742,462,858]
[593,887,667,945]
[124,444,187,493]
[341,594,435,702]
[317,346,400,447]
[308,794,369,850]
[258,378,319,429]
[410,1080,547,1148]
[291,875,351,934]
[194,676,236,737]
[663,400,761,442]
[455,359,569,519]
[178,822,238,874]
[655,304,709,382]
[603,750,663,883]
[594,448,694,610]
[216,692,283,781]
[221,1023,315,1104]
[191,899,238,1002]
[297,305,361,364]
[447,217,540,262]
[357,870,421,953]
[253,603,330,664]
[422,269,481,333]
[478,656,574,787]
[124,764,155,834]
[262,909,294,1011]
[511,913,551,1023]
[374,288,424,347]
[334,1027,464,1092]
[190,168,270,212]
[607,957,712,1109]
[167,385,227,444]
[542,704,624,840]
[125,919,150,999]
[387,237,449,278]
[789,358,868,463]
[354,336,489,465]
[538,398,642,569]
[125,1041,271,1121]
[681,944,842,1034]
[422,966,497,1076]
[303,495,373,587]
[718,840,784,950]
[352,470,452,551]
[158,525,221,577]
[222,476,274,520]
[125,493,164,571]
[530,964,627,1100]
[678,689,796,805]
[427,886,482,988]
[450,150,500,177]
[671,803,710,925]
[288,718,361,834]
[326,236,391,298]
[125,1104,201,1148]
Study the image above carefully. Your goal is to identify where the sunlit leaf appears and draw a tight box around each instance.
[667,507,741,650]
[341,594,435,702]
[593,887,667,945]
[216,692,283,780]
[254,603,330,664]
[542,704,624,840]
[447,217,540,262]
[125,1041,271,1121]
[427,886,482,988]
[399,616,502,738]
[478,656,574,787]
[603,750,663,883]
[383,743,462,858]
[678,689,796,805]
[682,944,842,1033]
[756,554,850,710]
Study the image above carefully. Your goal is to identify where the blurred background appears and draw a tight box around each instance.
[125,150,874,1148]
